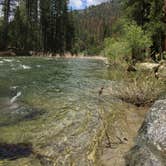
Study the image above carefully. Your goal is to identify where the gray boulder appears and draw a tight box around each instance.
[126,99,166,166]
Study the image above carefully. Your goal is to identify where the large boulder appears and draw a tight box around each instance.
[126,99,166,166]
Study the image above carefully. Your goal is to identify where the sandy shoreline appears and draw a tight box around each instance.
[0,54,109,62]
[61,55,108,61]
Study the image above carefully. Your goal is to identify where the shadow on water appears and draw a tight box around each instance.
[0,143,33,160]
[0,106,46,127]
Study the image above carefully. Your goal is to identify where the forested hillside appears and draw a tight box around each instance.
[72,1,121,55]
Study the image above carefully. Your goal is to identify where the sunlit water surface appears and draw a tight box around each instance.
[0,57,113,165]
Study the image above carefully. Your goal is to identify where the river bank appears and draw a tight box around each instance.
[0,52,107,60]
[126,99,166,166]
[96,61,166,165]
[0,50,106,59]
[98,102,149,166]
[99,98,166,166]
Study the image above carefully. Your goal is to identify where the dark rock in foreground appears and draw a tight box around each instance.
[126,99,166,166]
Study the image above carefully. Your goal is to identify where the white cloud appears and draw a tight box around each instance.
[69,0,83,9]
[69,0,109,9]
[86,0,108,6]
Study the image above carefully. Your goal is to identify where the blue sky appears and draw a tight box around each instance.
[69,0,108,10]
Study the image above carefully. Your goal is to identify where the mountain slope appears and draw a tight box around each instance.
[73,1,121,55]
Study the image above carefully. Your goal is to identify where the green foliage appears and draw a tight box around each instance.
[111,18,128,37]
[0,0,75,53]
[123,0,165,54]
[124,22,152,60]
[73,1,120,55]
[9,7,26,49]
[103,37,130,63]
[0,18,3,49]
[103,21,152,63]
[124,23,151,49]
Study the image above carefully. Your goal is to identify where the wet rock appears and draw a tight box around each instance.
[126,99,166,166]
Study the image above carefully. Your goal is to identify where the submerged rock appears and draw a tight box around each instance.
[126,99,166,166]
[0,100,45,127]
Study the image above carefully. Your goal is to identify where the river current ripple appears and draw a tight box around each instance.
[0,57,113,165]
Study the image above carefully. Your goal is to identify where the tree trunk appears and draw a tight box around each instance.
[164,0,166,51]
[2,0,10,50]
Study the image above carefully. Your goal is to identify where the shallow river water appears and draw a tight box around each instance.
[0,57,114,166]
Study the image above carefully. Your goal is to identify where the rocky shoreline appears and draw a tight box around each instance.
[126,99,166,166]
[99,98,166,166]
[99,102,148,166]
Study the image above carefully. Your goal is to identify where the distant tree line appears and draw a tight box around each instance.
[0,0,75,54]
[0,0,165,57]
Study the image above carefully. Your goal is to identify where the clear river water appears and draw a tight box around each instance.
[0,57,114,166]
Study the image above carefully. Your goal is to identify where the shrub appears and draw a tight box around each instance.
[103,37,131,64]
[124,22,152,62]
[103,20,152,64]
[112,72,165,106]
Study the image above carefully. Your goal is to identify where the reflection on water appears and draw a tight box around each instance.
[0,57,112,165]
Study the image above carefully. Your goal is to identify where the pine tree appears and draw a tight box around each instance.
[66,9,75,53]
[124,0,151,27]
[2,0,11,49]
[40,0,51,52]
[0,0,74,53]
[25,0,39,50]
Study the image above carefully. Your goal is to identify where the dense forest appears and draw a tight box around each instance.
[0,0,75,54]
[0,0,166,59]
[122,0,166,61]
[0,0,119,55]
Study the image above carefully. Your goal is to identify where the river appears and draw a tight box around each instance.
[0,57,114,166]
